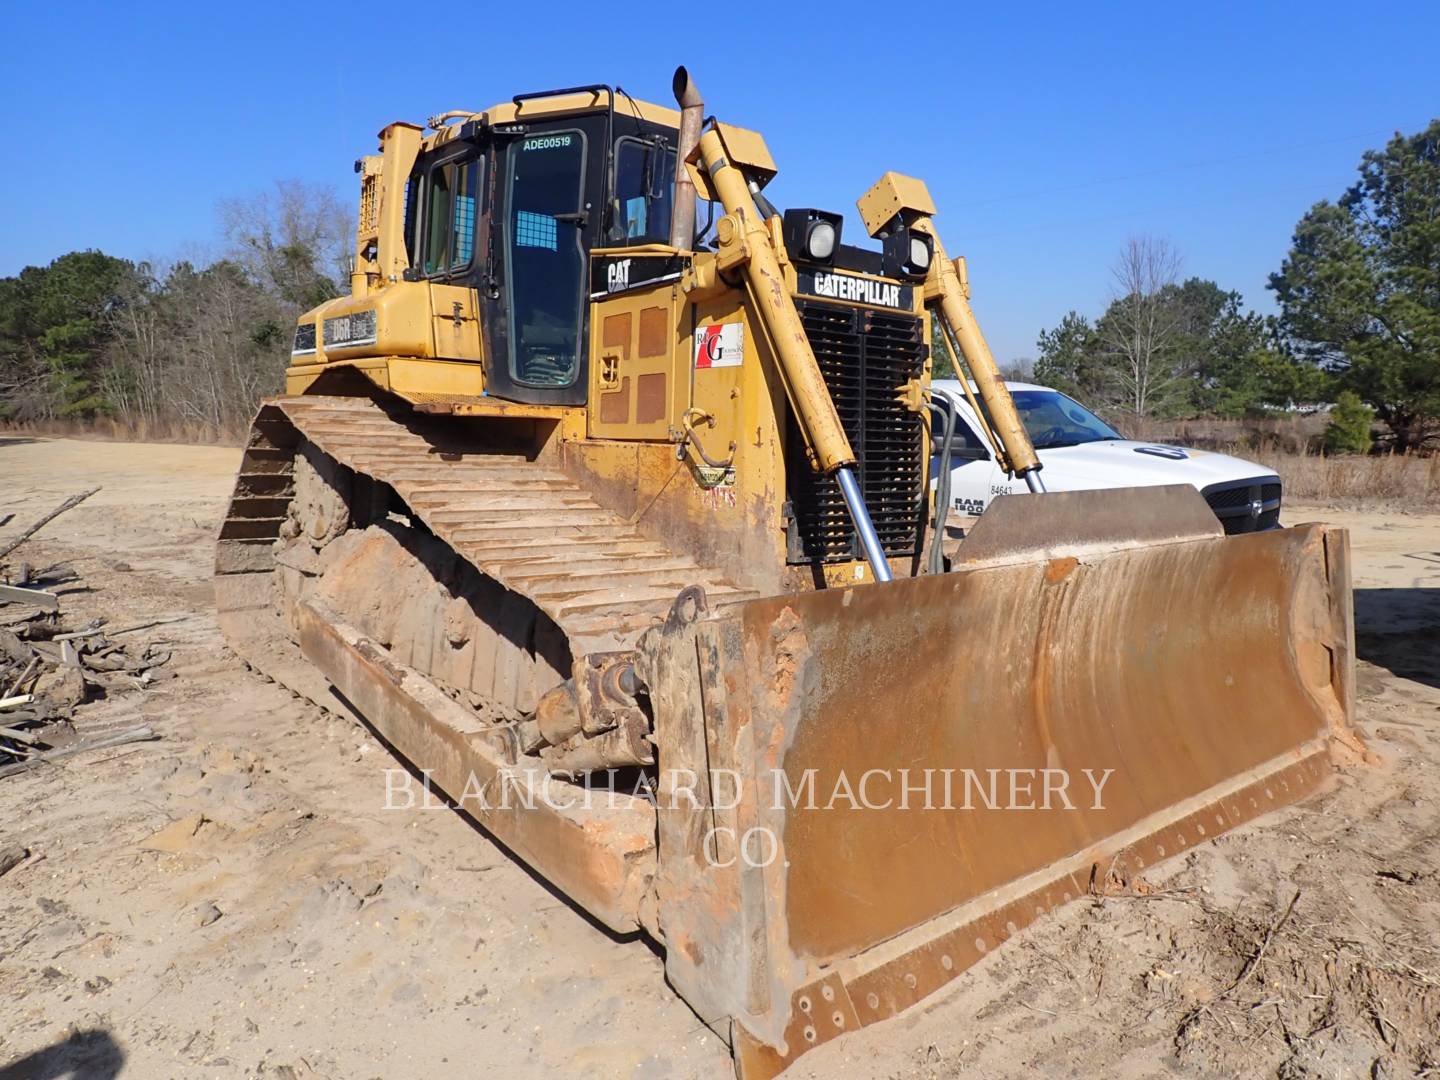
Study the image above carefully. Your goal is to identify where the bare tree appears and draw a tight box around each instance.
[102,259,293,438]
[219,180,352,307]
[1099,237,1191,416]
[1001,356,1035,381]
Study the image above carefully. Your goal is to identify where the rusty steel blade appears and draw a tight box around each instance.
[640,519,1357,1077]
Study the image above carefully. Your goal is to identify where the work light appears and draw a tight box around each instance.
[782,208,844,264]
[908,234,932,272]
[881,218,933,281]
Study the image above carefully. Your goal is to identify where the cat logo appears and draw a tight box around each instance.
[810,271,904,309]
[606,258,631,293]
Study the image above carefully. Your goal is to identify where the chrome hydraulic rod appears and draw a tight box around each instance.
[836,467,893,582]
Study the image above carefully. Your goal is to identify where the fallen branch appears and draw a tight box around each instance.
[53,626,104,643]
[108,616,189,637]
[0,845,28,879]
[1227,889,1301,997]
[4,655,39,698]
[0,724,156,779]
[0,488,100,560]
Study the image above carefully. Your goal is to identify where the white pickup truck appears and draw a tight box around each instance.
[930,380,1283,535]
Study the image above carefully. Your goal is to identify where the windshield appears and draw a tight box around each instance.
[609,137,676,245]
[1010,390,1123,449]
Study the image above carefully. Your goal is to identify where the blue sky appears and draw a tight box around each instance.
[3,0,1436,361]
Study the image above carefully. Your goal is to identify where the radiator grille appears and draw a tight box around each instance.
[786,300,927,563]
[1202,479,1283,534]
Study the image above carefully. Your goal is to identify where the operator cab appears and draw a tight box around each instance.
[400,88,682,407]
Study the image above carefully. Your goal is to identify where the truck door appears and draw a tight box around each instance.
[937,403,998,516]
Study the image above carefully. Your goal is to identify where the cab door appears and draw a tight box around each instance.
[481,120,606,406]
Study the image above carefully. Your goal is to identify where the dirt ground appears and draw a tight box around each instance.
[1,435,1437,1080]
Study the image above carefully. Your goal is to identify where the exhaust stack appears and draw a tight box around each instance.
[669,66,702,250]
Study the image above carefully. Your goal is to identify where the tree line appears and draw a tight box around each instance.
[3,122,1436,450]
[1022,120,1439,452]
[0,182,350,438]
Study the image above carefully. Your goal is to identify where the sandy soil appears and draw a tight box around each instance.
[1,436,1437,1079]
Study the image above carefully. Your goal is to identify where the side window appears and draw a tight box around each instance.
[417,157,480,277]
[953,413,988,454]
[403,178,418,267]
[933,405,990,456]
[608,137,676,245]
[424,167,455,273]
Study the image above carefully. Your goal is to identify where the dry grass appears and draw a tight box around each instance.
[1170,888,1440,1077]
[1124,413,1330,455]
[1250,445,1440,508]
[1122,415,1440,509]
[0,416,245,446]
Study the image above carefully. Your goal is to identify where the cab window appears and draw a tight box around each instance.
[403,178,417,266]
[608,136,676,245]
[505,130,587,388]
[422,158,479,276]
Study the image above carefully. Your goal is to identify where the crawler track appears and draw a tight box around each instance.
[214,394,758,706]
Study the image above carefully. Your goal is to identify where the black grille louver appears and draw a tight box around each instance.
[1202,479,1283,535]
[786,300,927,563]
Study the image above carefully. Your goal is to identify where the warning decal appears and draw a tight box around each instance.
[694,323,744,369]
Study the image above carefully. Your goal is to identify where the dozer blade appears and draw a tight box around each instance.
[637,495,1357,1077]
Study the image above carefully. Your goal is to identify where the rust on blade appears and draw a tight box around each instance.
[641,523,1359,1077]
[953,483,1222,569]
[767,526,1345,961]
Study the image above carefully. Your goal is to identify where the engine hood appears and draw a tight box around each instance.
[1035,440,1278,491]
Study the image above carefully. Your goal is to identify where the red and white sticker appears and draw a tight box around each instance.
[694,323,744,369]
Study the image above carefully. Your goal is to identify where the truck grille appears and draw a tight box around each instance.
[1201,479,1283,534]
[785,300,927,563]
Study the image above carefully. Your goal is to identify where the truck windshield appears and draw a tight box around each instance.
[1011,390,1123,449]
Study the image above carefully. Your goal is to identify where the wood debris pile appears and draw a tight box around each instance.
[1,488,161,775]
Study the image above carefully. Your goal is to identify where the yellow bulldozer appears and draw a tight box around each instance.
[216,68,1361,1077]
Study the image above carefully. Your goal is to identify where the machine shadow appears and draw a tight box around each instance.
[0,1029,124,1080]
[1353,586,1440,691]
